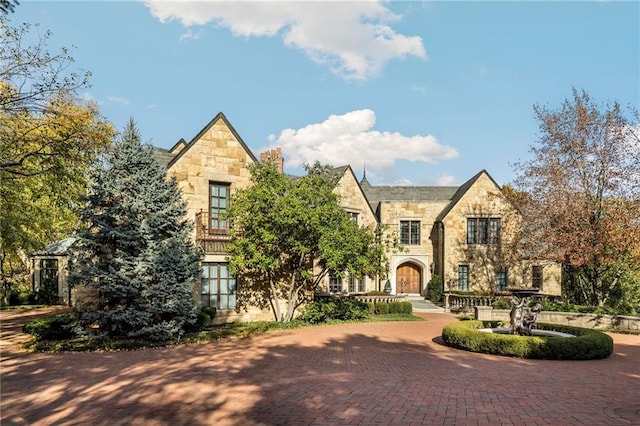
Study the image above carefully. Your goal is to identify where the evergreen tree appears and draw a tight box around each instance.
[70,119,201,341]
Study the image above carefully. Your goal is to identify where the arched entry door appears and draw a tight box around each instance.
[396,263,421,294]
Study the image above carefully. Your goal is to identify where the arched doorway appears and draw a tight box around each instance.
[396,262,422,294]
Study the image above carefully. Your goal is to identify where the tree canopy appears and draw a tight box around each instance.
[226,161,388,322]
[70,120,201,340]
[0,16,114,302]
[510,88,640,306]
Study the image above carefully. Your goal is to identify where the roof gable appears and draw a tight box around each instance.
[435,169,502,221]
[167,112,259,168]
[331,165,378,223]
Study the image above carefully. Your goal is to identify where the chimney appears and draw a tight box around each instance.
[259,148,284,173]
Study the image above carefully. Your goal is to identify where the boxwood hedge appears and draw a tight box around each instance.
[442,320,613,360]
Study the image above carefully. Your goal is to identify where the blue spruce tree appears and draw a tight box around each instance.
[70,119,201,341]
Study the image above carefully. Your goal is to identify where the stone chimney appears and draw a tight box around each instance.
[259,148,284,173]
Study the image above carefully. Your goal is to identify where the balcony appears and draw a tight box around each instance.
[195,211,231,254]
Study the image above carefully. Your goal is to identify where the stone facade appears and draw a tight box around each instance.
[30,112,563,318]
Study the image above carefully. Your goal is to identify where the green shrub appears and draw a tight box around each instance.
[201,306,217,319]
[388,301,413,314]
[298,297,369,323]
[426,275,443,303]
[442,320,613,360]
[366,301,375,315]
[7,284,36,306]
[365,291,387,296]
[375,301,389,315]
[23,313,76,340]
[492,298,511,310]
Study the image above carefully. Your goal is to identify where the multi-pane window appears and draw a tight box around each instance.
[329,273,343,293]
[532,265,544,289]
[201,263,236,309]
[348,276,365,293]
[39,259,59,295]
[209,183,229,232]
[496,268,508,292]
[467,218,501,244]
[348,212,359,224]
[400,220,420,245]
[458,265,469,291]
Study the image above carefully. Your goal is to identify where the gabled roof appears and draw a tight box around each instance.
[435,169,501,221]
[328,165,378,220]
[160,112,259,169]
[31,237,78,256]
[169,138,187,154]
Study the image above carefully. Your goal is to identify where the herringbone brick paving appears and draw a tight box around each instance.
[1,308,638,425]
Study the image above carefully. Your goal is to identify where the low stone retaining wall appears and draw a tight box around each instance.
[474,306,640,332]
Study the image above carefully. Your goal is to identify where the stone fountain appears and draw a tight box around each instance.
[507,287,542,336]
[479,287,575,338]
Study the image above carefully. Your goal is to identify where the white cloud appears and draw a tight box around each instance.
[108,96,130,105]
[436,174,457,186]
[144,0,426,80]
[265,109,458,171]
[179,29,201,41]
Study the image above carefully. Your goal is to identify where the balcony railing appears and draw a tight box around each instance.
[195,211,231,254]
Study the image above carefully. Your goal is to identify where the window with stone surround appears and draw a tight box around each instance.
[348,275,365,293]
[400,220,420,245]
[329,273,343,293]
[467,217,501,245]
[209,182,230,233]
[496,268,508,291]
[458,265,469,291]
[532,265,544,289]
[201,262,236,310]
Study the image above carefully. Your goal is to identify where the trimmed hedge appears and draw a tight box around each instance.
[442,320,613,360]
[298,298,369,323]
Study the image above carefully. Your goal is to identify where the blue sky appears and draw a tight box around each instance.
[15,1,640,186]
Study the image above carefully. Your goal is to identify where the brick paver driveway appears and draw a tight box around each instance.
[1,308,639,425]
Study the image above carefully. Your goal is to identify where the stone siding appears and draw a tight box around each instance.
[167,118,255,229]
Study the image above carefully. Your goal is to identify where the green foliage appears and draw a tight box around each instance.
[426,275,443,303]
[442,320,613,360]
[69,120,200,342]
[0,16,115,304]
[298,298,369,324]
[365,301,375,314]
[5,283,35,306]
[365,291,387,296]
[226,161,388,322]
[374,301,389,315]
[388,301,413,314]
[492,298,511,310]
[23,313,76,340]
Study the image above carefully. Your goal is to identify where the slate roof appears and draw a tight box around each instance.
[31,237,78,256]
[153,147,175,169]
[361,185,459,213]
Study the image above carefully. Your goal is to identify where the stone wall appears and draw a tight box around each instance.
[476,306,640,332]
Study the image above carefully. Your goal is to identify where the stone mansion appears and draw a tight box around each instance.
[31,113,561,321]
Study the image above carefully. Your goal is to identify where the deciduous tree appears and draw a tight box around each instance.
[0,16,114,303]
[226,162,388,322]
[69,120,201,341]
[510,88,640,306]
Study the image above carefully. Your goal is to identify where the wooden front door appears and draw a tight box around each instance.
[396,263,421,294]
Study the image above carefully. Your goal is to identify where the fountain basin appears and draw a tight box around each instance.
[478,327,575,338]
